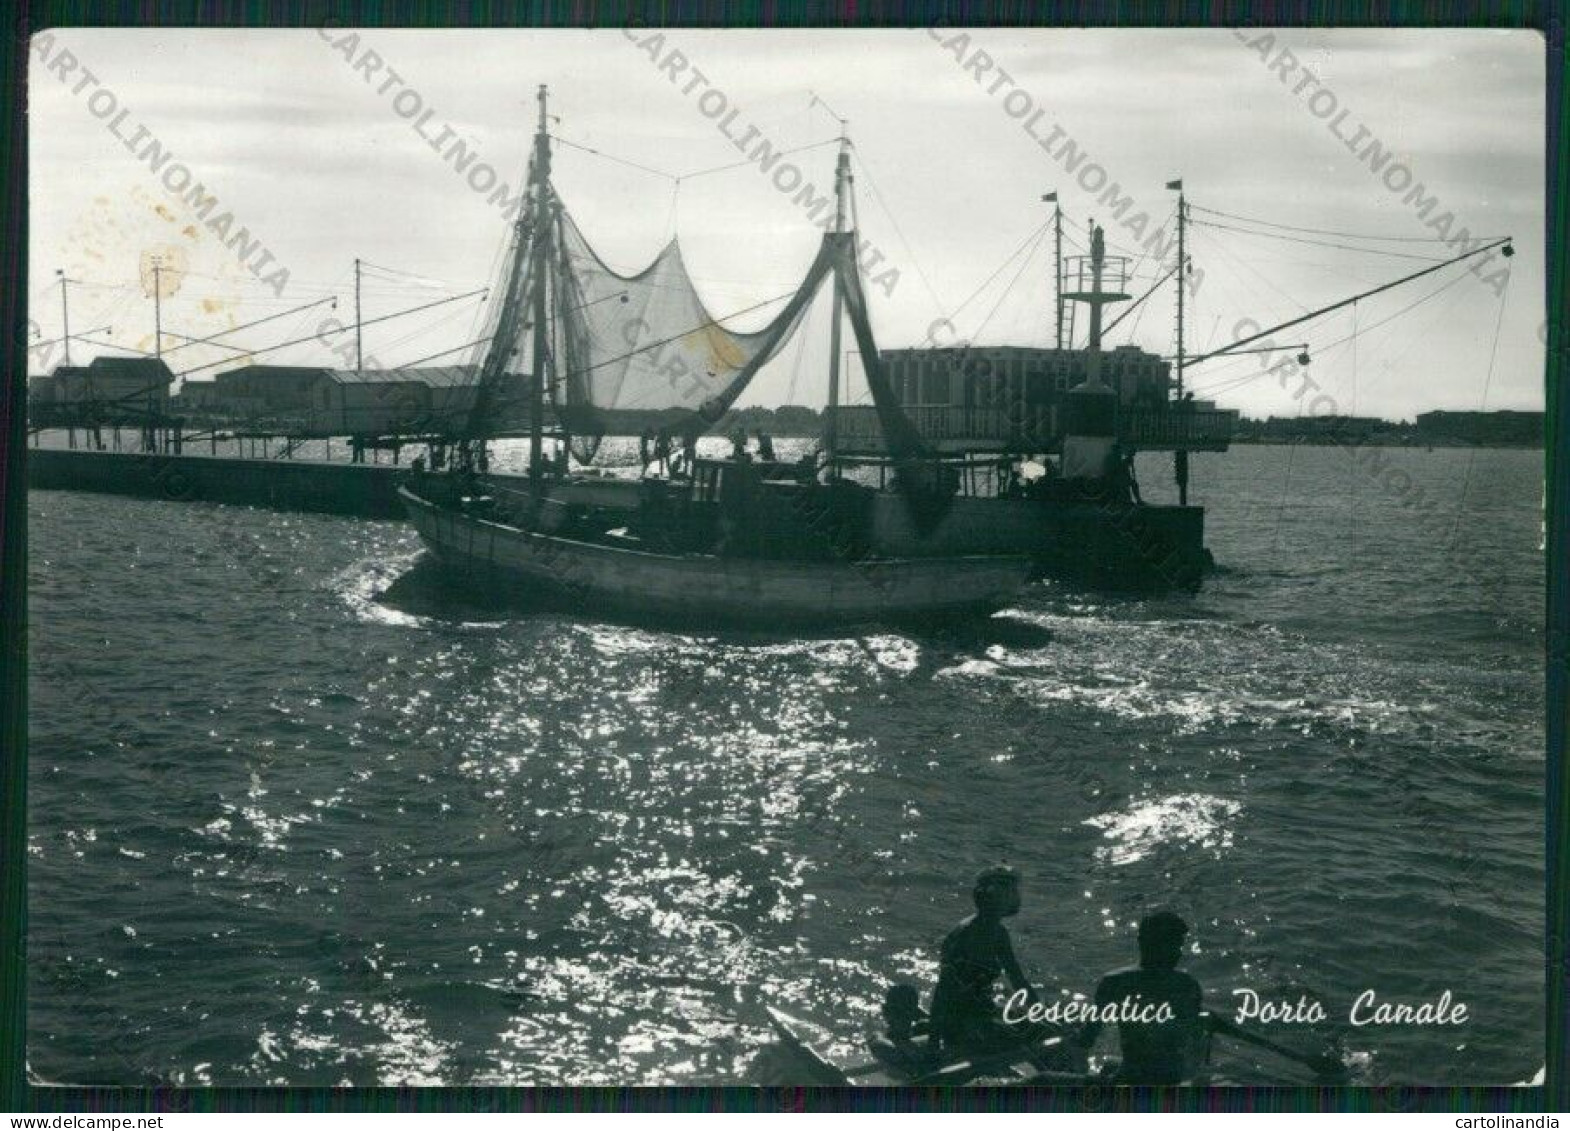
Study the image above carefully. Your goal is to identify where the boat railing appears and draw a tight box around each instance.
[1120,408,1239,451]
[828,404,1237,453]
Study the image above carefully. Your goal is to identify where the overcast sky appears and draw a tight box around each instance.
[29,28,1545,419]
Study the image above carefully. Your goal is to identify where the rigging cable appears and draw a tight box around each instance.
[942,222,1050,334]
[1189,218,1452,263]
[174,288,489,378]
[1447,266,1513,546]
[1269,435,1302,554]
[781,295,816,407]
[851,147,950,325]
[970,225,1047,343]
[1193,223,1312,315]
[1189,202,1508,244]
[548,133,678,181]
[1189,267,1476,399]
[681,137,840,182]
[1186,236,1508,368]
[1103,263,1178,340]
[1115,204,1180,345]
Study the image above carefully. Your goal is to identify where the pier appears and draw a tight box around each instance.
[28,447,410,518]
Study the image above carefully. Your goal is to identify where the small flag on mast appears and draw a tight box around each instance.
[1166,179,1183,190]
[1042,191,1058,202]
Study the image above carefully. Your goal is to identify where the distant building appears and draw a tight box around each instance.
[830,345,1233,453]
[1243,415,1391,442]
[213,365,334,420]
[1415,410,1542,447]
[44,357,175,410]
[174,380,223,413]
[883,344,1172,414]
[308,366,509,435]
[27,374,58,405]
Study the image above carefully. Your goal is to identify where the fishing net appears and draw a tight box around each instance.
[461,158,955,530]
[551,207,825,463]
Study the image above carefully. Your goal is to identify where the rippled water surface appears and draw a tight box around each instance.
[27,443,1544,1085]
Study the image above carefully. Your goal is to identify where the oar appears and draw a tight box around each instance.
[907,1035,1066,1086]
[1208,1015,1348,1081]
[841,1062,888,1078]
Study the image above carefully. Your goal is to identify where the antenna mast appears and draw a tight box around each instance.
[1173,183,1186,398]
[1043,192,1061,349]
[1169,179,1189,506]
[152,262,163,360]
[354,257,363,375]
[57,270,73,367]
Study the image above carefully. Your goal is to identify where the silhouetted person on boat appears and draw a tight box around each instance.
[756,430,777,463]
[730,427,751,465]
[1102,441,1138,505]
[1000,458,1022,499]
[653,431,672,474]
[1075,910,1208,1084]
[1123,448,1143,505]
[639,426,655,469]
[869,983,938,1077]
[1174,392,1195,506]
[930,866,1043,1061]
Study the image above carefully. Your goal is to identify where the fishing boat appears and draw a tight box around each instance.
[398,476,1031,628]
[405,87,1511,601]
[399,87,1033,627]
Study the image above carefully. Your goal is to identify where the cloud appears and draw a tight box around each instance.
[29,27,1544,416]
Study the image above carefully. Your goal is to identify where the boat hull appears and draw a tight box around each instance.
[398,486,1032,628]
[493,473,1207,590]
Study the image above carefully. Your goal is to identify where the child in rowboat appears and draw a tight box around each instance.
[867,983,938,1077]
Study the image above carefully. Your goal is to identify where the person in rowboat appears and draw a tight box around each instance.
[867,983,939,1077]
[1074,910,1209,1084]
[929,865,1048,1062]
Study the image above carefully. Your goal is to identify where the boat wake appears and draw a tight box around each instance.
[364,554,522,628]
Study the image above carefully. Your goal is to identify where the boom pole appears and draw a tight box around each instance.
[1186,236,1513,368]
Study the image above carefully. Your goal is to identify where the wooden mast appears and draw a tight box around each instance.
[824,125,850,468]
[528,84,552,486]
